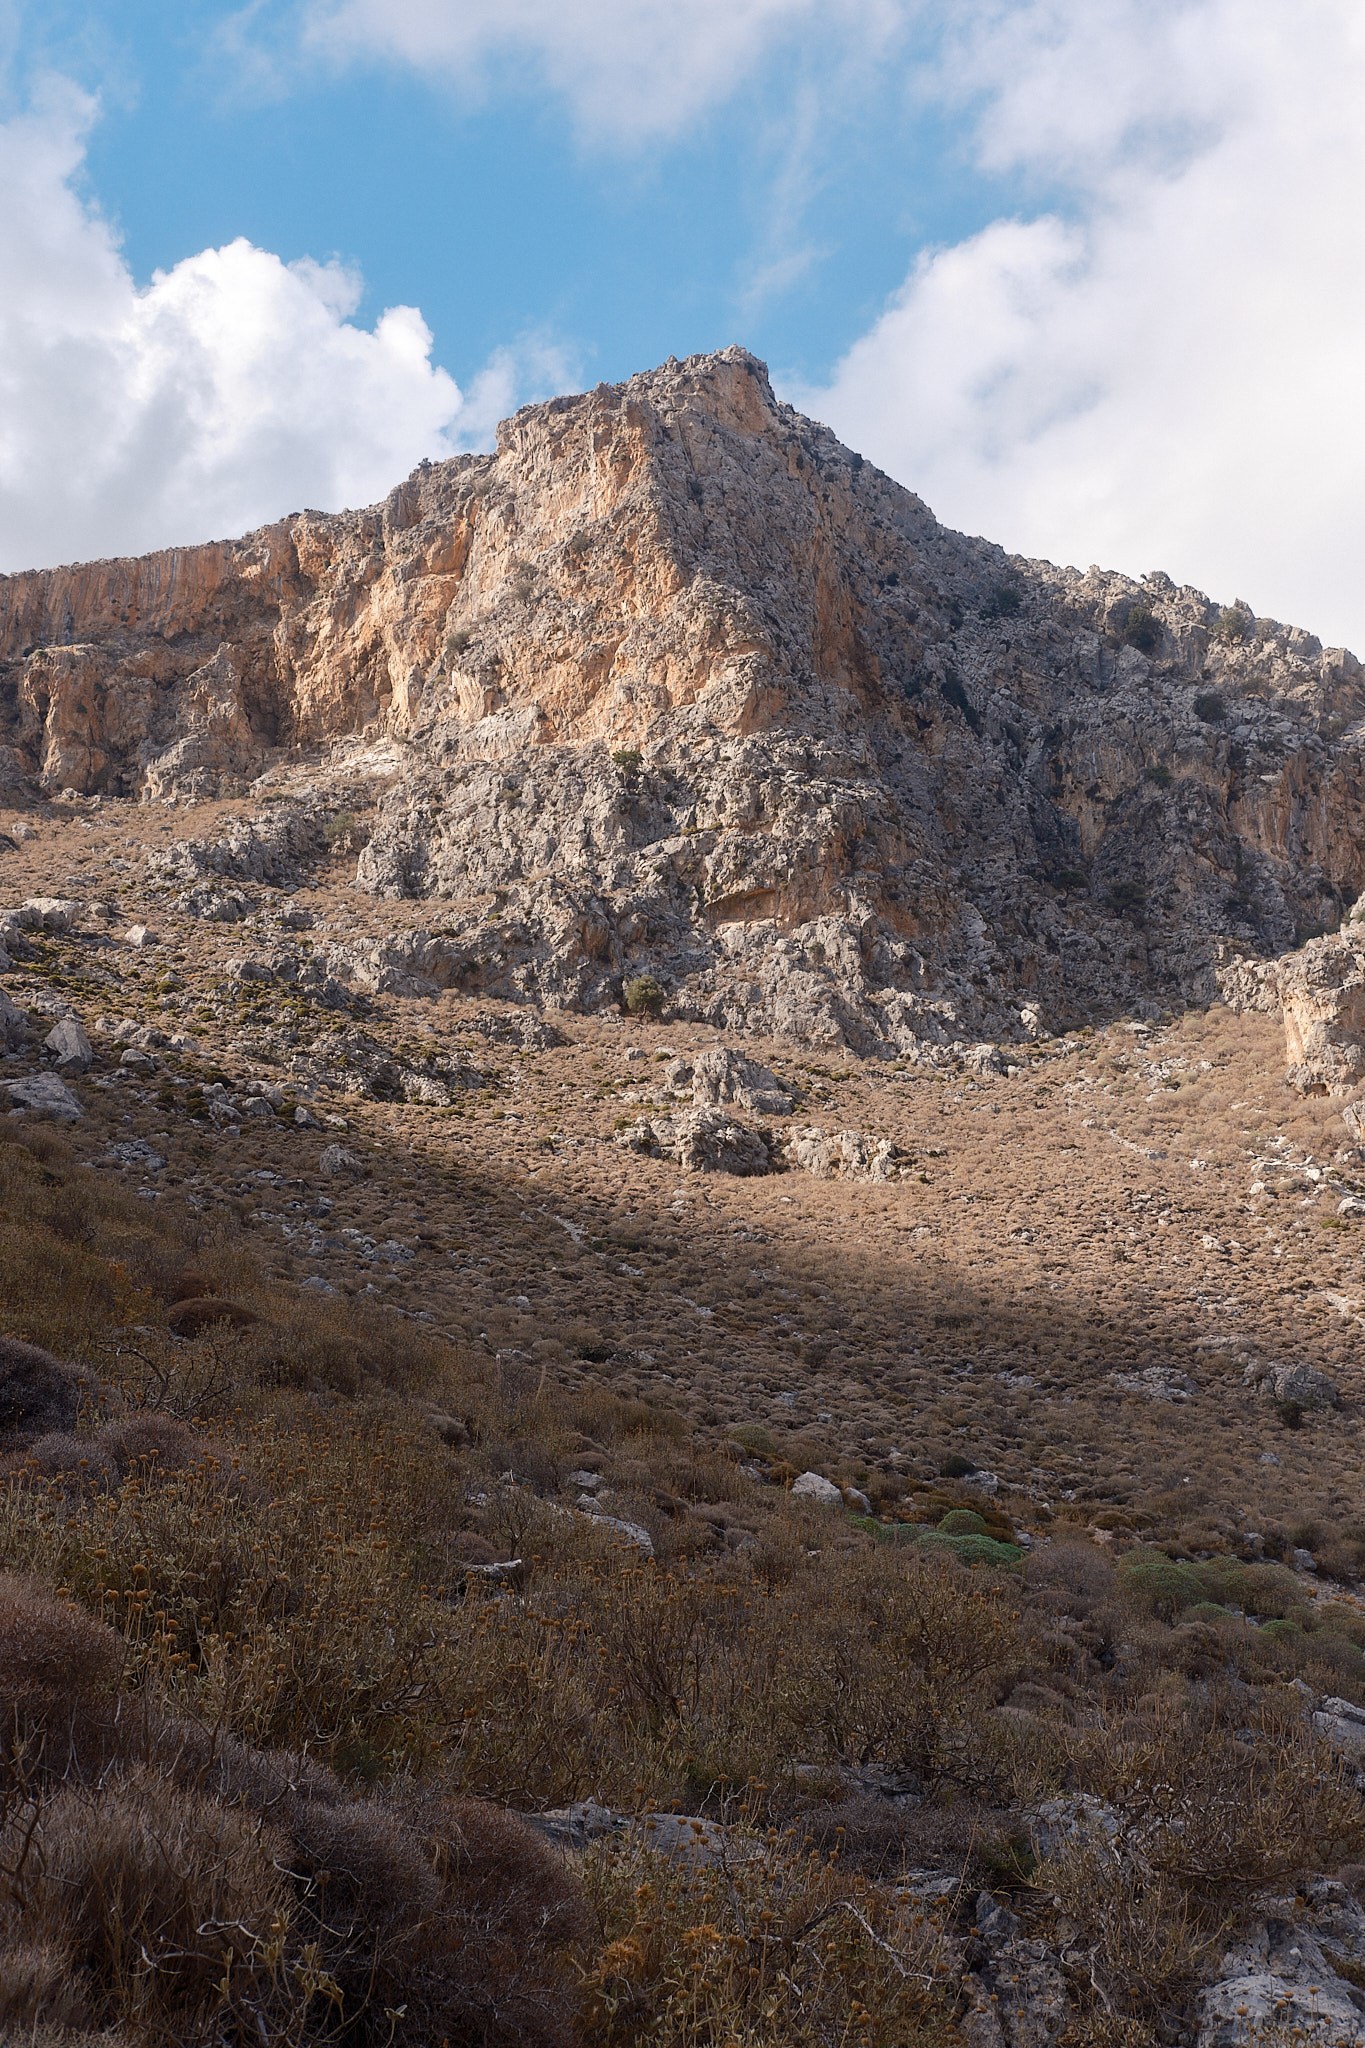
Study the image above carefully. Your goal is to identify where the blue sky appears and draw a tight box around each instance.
[3,1,1365,651]
[23,0,1001,388]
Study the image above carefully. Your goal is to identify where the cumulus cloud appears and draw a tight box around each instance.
[0,80,469,571]
[798,0,1365,650]
[297,0,896,144]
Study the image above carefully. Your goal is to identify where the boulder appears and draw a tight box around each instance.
[615,1106,774,1175]
[6,1073,82,1119]
[0,987,30,1048]
[1199,1900,1365,2048]
[786,1125,903,1182]
[1312,1695,1365,1756]
[665,1047,793,1116]
[124,924,158,947]
[585,1512,654,1556]
[319,1143,364,1178]
[960,1891,1070,2048]
[1243,1360,1339,1409]
[791,1470,843,1505]
[16,897,81,933]
[44,1017,92,1074]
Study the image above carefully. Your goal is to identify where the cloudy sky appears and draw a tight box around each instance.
[3,0,1363,648]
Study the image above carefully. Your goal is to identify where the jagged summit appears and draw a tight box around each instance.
[2,347,1364,1055]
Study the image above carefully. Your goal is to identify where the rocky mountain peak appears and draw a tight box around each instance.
[2,346,1364,1058]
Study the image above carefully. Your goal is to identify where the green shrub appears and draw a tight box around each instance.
[611,748,643,773]
[1122,602,1159,651]
[980,581,1022,620]
[1106,880,1148,915]
[622,975,665,1016]
[940,1453,976,1479]
[1214,608,1249,643]
[728,1423,777,1458]
[939,1508,988,1537]
[1194,690,1226,722]
[1117,1550,1205,1621]
[910,1528,1023,1569]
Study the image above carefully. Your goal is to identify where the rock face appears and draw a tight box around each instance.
[1199,1880,1365,2048]
[6,347,1365,1053]
[1221,925,1365,1094]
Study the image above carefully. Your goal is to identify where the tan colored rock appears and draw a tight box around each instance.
[5,347,1365,1052]
[1220,926,1365,1096]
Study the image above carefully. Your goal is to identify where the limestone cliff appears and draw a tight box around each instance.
[4,346,1365,1054]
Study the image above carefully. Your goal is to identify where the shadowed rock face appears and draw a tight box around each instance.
[4,346,1365,1054]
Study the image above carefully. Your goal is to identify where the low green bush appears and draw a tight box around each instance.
[939,1508,988,1537]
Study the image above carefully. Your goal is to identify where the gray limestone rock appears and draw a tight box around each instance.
[44,1017,92,1073]
[16,897,82,932]
[786,1125,903,1181]
[1243,1360,1339,1408]
[7,1073,82,1119]
[614,1105,774,1175]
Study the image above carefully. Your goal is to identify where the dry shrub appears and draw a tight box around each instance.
[399,1799,592,2048]
[1040,1826,1212,2032]
[0,1573,123,1693]
[0,1766,291,2037]
[98,1412,213,1477]
[581,1834,954,2048]
[0,1936,93,2033]
[1069,1696,1365,1902]
[0,1333,86,1443]
[289,1794,442,1949]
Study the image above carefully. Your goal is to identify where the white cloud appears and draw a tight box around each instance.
[797,0,1365,651]
[0,80,471,571]
[297,0,897,144]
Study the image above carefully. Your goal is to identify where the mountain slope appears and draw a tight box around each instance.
[3,346,1364,1054]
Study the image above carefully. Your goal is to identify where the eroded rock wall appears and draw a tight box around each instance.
[4,347,1365,1051]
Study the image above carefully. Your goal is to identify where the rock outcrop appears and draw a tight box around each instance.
[1220,924,1365,1095]
[6,347,1365,1053]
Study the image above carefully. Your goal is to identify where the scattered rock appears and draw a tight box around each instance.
[124,924,158,948]
[1109,1364,1192,1401]
[1243,1360,1339,1409]
[791,1470,843,1505]
[615,1106,774,1176]
[105,1139,165,1172]
[6,1073,83,1119]
[319,1143,364,1177]
[44,1017,92,1074]
[16,896,81,932]
[786,1126,903,1182]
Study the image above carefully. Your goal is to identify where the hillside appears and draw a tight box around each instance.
[4,353,1365,2048]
